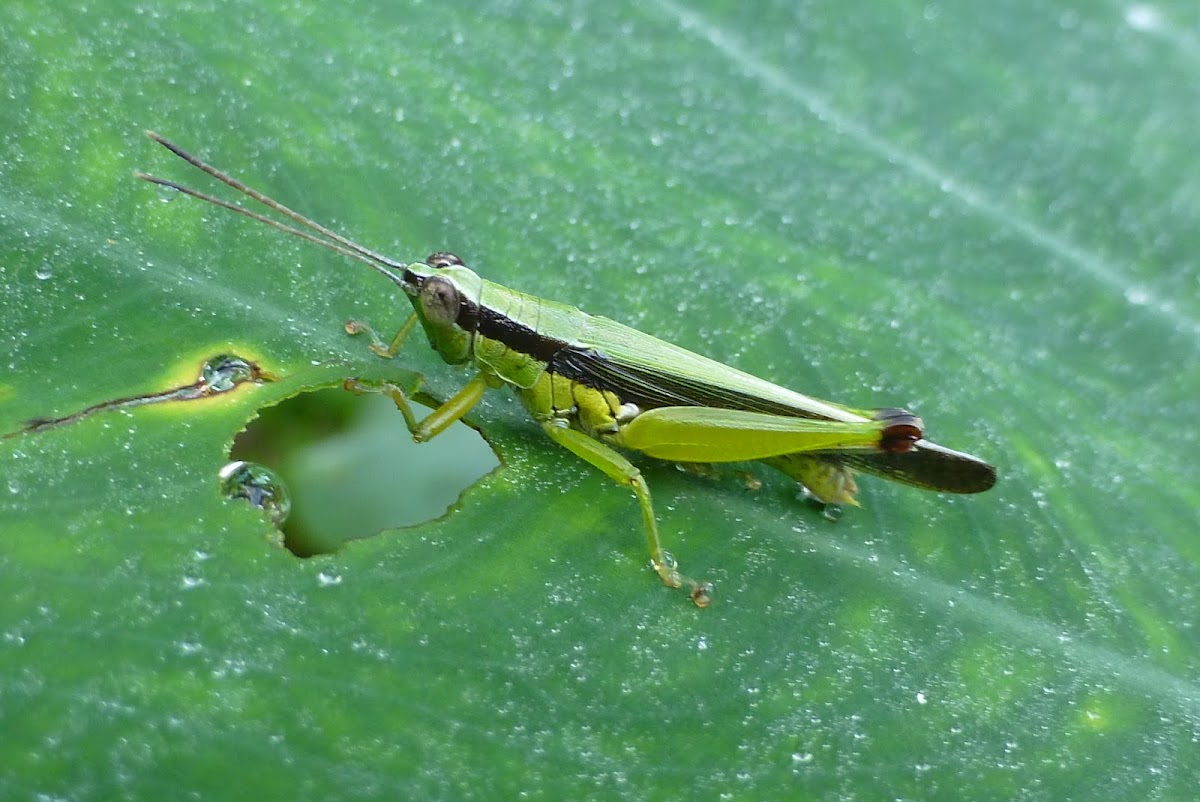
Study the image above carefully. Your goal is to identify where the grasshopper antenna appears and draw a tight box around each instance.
[135,131,410,287]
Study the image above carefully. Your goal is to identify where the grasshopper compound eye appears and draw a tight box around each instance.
[418,276,461,324]
[427,252,464,269]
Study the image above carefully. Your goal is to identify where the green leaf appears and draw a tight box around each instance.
[3,1,1198,799]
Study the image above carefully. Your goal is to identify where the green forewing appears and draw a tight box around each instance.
[577,314,867,421]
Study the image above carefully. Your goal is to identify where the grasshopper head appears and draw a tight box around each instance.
[400,252,484,365]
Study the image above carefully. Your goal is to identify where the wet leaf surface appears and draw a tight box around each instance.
[2,1,1198,799]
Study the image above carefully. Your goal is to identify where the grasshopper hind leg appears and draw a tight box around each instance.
[540,420,714,607]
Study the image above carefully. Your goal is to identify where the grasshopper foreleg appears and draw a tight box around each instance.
[345,310,420,359]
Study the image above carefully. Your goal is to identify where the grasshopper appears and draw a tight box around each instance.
[137,131,996,606]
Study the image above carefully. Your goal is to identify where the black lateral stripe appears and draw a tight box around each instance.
[462,300,567,363]
[455,295,479,335]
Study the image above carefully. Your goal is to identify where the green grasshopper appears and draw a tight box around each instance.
[137,131,996,606]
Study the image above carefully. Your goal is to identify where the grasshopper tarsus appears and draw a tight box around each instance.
[690,582,715,608]
[651,557,713,608]
[652,559,683,590]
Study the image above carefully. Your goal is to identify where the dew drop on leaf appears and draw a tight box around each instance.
[199,354,255,393]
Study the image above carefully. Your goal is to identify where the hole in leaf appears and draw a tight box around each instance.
[230,387,499,556]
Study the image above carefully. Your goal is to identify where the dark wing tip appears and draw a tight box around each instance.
[847,439,997,494]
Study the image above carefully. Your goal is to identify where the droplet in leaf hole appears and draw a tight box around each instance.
[229,387,498,558]
[219,460,292,527]
[199,354,256,393]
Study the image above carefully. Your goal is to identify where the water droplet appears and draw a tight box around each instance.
[1125,4,1163,31]
[200,354,255,393]
[316,571,343,587]
[219,460,291,526]
[821,504,843,523]
[35,262,53,280]
[155,183,179,203]
[1124,286,1151,306]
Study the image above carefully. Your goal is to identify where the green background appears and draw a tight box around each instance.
[2,1,1198,799]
